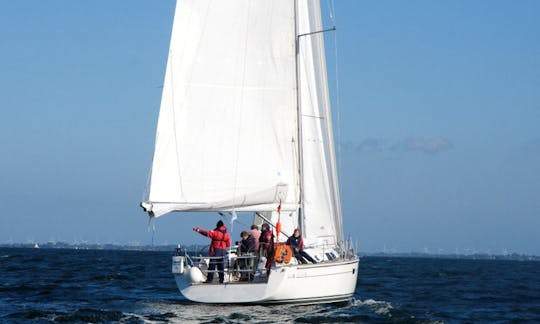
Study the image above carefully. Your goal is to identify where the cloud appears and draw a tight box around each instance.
[396,137,453,154]
[342,137,453,154]
[354,138,388,152]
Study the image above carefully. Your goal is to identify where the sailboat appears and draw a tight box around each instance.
[141,0,359,304]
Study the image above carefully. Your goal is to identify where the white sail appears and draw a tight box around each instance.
[144,0,344,248]
[297,0,343,246]
[146,0,299,217]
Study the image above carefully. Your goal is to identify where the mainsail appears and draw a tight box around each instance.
[145,0,299,217]
[143,0,343,247]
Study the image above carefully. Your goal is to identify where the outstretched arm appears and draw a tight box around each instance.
[193,227,209,237]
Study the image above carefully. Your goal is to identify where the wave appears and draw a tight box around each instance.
[352,298,394,317]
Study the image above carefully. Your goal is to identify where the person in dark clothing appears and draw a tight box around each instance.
[286,228,317,264]
[237,231,256,281]
[239,231,256,254]
[193,220,231,283]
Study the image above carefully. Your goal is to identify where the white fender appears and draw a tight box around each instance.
[188,266,206,283]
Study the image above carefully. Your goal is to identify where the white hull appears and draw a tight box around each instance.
[174,258,359,304]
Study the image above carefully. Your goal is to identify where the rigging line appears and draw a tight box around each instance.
[297,26,336,39]
[255,212,291,238]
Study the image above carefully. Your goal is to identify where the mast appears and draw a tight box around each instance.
[294,0,305,234]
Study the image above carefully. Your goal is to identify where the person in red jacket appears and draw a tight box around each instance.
[258,223,275,276]
[258,223,274,257]
[193,220,231,283]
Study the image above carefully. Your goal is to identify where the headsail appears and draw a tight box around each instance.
[296,0,343,246]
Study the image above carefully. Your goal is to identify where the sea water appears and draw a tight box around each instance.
[1,248,539,323]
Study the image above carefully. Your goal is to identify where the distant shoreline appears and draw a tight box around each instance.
[1,242,538,261]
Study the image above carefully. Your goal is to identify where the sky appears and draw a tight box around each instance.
[1,0,539,255]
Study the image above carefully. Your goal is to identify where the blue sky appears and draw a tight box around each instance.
[1,0,539,254]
